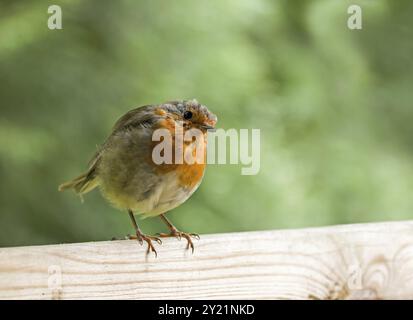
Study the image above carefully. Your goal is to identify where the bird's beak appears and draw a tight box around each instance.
[200,124,216,132]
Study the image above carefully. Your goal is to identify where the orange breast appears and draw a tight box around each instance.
[150,119,207,189]
[175,160,206,189]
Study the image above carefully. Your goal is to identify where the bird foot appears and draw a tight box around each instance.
[157,230,200,253]
[127,233,162,257]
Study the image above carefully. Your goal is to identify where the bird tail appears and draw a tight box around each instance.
[58,172,99,194]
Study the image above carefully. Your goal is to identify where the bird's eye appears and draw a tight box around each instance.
[183,111,193,120]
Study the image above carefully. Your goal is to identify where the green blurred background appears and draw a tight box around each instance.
[1,0,412,247]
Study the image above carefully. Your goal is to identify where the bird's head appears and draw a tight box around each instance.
[160,99,217,132]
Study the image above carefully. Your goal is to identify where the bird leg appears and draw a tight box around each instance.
[127,210,162,257]
[157,213,200,253]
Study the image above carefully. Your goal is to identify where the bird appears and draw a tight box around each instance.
[58,99,217,256]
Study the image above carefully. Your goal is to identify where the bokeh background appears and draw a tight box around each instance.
[1,0,412,247]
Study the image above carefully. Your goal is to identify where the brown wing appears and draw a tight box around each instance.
[60,104,160,194]
[87,104,157,166]
[111,105,156,132]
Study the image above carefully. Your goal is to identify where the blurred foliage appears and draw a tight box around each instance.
[1,0,413,247]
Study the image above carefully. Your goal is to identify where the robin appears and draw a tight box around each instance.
[59,99,217,256]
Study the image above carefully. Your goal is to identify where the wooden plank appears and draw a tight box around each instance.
[1,220,413,300]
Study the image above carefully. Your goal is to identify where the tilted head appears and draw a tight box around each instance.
[110,99,217,136]
[159,99,217,131]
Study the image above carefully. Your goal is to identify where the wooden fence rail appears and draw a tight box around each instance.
[1,220,413,299]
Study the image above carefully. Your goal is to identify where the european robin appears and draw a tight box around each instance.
[59,99,217,256]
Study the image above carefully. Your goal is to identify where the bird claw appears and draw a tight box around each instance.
[127,233,162,256]
[190,233,200,240]
[157,231,200,253]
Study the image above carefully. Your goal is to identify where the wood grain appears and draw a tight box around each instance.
[1,221,413,299]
